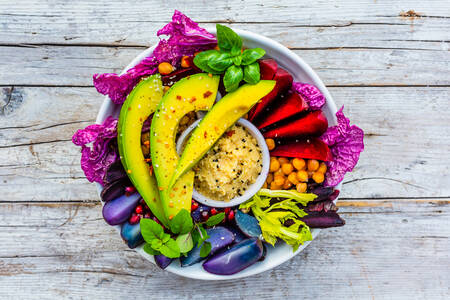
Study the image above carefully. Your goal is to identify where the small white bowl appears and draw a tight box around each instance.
[96,28,342,280]
[175,118,270,208]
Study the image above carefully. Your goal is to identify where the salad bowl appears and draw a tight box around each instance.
[95,28,341,280]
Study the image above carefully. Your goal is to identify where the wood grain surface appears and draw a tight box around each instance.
[0,0,449,299]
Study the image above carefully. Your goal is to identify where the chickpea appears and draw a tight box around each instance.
[307,159,319,171]
[296,170,309,182]
[312,172,325,184]
[270,181,282,190]
[296,182,307,193]
[274,175,285,186]
[265,138,275,151]
[283,180,293,189]
[281,163,294,175]
[269,157,280,172]
[292,158,306,170]
[181,56,191,68]
[308,171,314,178]
[266,173,274,184]
[318,162,327,174]
[158,62,173,75]
[278,157,289,165]
[274,168,284,177]
[287,172,299,185]
[262,182,268,189]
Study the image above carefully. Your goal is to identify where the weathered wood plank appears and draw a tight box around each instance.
[0,199,448,299]
[1,86,449,200]
[0,45,448,87]
[0,0,449,49]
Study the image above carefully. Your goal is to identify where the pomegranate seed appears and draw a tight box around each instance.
[135,205,143,214]
[201,210,209,221]
[144,213,151,219]
[224,207,231,214]
[125,186,136,193]
[191,202,199,211]
[129,214,140,224]
[210,208,218,215]
[227,210,235,221]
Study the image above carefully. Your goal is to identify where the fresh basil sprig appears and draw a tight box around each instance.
[193,24,266,92]
[140,218,181,258]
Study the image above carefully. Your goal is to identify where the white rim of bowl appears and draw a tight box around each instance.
[175,118,270,208]
[95,27,343,280]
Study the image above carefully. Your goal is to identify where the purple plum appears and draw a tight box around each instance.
[102,192,141,225]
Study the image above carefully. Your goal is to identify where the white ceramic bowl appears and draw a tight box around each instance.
[176,118,270,208]
[95,28,341,280]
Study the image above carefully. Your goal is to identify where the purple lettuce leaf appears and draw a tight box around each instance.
[93,10,216,105]
[72,116,119,185]
[292,82,326,110]
[320,107,364,187]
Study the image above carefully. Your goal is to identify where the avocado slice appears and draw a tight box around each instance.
[150,73,220,220]
[117,74,168,226]
[170,80,276,187]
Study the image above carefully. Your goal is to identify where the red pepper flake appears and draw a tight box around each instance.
[165,144,169,148]
[176,95,182,100]
[203,91,212,98]
[144,158,152,163]
[143,141,150,146]
[226,130,236,137]
[173,187,178,191]
[214,126,219,132]
[204,131,208,139]
[128,107,132,111]
[159,186,164,191]
[208,73,213,77]
[189,96,197,103]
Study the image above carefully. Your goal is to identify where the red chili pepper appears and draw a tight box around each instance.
[256,90,309,129]
[263,111,328,140]
[270,138,332,161]
[248,67,293,122]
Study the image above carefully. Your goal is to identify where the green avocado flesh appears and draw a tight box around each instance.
[117,74,168,226]
[150,73,220,220]
[170,80,276,188]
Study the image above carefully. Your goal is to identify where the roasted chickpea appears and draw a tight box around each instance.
[158,62,173,75]
[307,159,319,171]
[283,180,293,189]
[281,163,294,175]
[287,172,299,185]
[274,168,284,177]
[312,172,325,184]
[181,56,191,68]
[296,182,307,193]
[274,175,285,186]
[292,158,306,170]
[266,173,274,184]
[278,157,289,165]
[265,138,275,151]
[308,171,314,178]
[318,162,327,174]
[296,170,309,182]
[262,182,268,189]
[269,157,280,172]
[270,181,282,190]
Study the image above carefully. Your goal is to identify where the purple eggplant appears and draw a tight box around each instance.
[100,177,131,202]
[103,160,127,185]
[302,211,345,228]
[120,221,144,249]
[102,192,141,225]
[227,226,247,244]
[203,238,264,275]
[181,227,234,267]
[155,255,173,269]
[235,210,262,238]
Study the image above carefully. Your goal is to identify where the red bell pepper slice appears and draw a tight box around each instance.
[263,110,328,139]
[270,138,332,161]
[256,90,309,129]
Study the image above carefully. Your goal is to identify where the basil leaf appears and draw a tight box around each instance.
[231,54,242,66]
[143,243,161,256]
[243,62,261,84]
[159,238,181,258]
[223,65,243,92]
[140,218,164,242]
[216,24,242,52]
[151,239,163,250]
[193,50,222,74]
[242,48,266,65]
[169,209,193,234]
[205,212,225,227]
[176,233,194,253]
[199,241,212,258]
[208,52,233,72]
[161,233,171,243]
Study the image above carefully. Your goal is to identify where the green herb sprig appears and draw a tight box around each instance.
[193,24,266,92]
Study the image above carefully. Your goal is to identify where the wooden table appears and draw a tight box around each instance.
[1,1,449,299]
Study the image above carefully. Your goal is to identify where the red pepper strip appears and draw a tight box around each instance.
[270,138,332,161]
[256,90,309,129]
[263,110,328,140]
[248,68,293,122]
[259,59,278,80]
